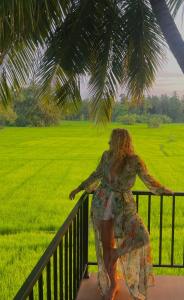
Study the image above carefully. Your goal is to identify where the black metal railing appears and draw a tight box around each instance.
[132,191,184,269]
[14,192,89,300]
[14,191,184,300]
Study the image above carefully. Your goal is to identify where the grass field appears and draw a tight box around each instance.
[0,121,184,299]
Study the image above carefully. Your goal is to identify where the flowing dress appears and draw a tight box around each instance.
[78,150,169,300]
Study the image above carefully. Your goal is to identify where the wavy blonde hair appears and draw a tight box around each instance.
[108,128,135,177]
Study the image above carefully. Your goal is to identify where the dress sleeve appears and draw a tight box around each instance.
[78,151,106,192]
[136,155,170,195]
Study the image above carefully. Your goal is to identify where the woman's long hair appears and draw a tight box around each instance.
[108,128,135,177]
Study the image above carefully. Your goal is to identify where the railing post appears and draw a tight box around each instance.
[83,194,89,279]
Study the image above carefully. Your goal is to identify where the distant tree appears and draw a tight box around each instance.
[0,105,17,126]
[13,85,62,126]
[112,102,129,122]
[166,93,184,122]
[63,99,90,121]
[147,93,184,122]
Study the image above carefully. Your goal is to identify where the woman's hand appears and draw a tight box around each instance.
[163,188,174,195]
[69,187,81,200]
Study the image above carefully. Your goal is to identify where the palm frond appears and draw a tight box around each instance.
[0,0,93,107]
[119,0,166,104]
[0,0,67,57]
[0,0,75,105]
[54,75,81,113]
[89,95,116,125]
[88,1,126,124]
[167,0,184,18]
[36,46,82,114]
[0,39,40,105]
[37,0,118,124]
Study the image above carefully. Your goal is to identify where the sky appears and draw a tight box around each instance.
[81,6,184,98]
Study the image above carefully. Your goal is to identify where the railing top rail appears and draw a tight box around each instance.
[14,192,88,300]
[132,191,184,196]
[89,190,184,196]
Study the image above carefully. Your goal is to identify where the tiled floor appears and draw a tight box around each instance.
[76,272,184,300]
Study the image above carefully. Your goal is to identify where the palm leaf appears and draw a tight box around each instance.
[0,39,40,105]
[88,1,126,124]
[36,49,82,114]
[167,0,184,18]
[0,0,66,56]
[0,0,66,104]
[119,0,166,104]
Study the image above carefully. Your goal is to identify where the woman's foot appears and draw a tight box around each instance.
[103,248,119,299]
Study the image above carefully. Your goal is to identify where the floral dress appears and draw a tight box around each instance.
[78,150,170,300]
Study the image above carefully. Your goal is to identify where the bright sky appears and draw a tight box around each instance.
[81,7,184,98]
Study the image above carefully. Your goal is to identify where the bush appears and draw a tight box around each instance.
[159,114,172,123]
[117,114,137,125]
[135,114,149,123]
[0,105,17,126]
[147,114,172,128]
[147,115,162,128]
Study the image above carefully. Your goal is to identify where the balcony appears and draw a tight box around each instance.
[14,191,184,300]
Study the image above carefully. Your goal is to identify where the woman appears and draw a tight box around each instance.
[69,128,173,300]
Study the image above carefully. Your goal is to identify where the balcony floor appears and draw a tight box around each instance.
[76,272,184,300]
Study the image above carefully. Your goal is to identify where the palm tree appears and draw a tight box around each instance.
[0,0,183,124]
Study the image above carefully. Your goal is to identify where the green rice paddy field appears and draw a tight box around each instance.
[0,121,184,299]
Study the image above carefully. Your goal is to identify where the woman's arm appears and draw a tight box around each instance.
[69,151,106,200]
[136,155,173,195]
[77,150,107,193]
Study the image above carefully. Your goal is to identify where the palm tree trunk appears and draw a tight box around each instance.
[150,0,184,73]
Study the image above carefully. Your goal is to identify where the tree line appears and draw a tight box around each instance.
[0,87,183,127]
[59,93,184,125]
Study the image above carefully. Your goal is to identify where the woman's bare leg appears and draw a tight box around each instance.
[100,219,118,300]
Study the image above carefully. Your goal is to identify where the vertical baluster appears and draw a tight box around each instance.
[147,194,151,234]
[29,289,34,300]
[76,211,80,289]
[47,259,51,300]
[159,195,163,266]
[136,193,139,212]
[80,204,83,278]
[171,194,175,266]
[65,231,69,300]
[59,240,63,300]
[73,217,77,298]
[83,195,89,278]
[69,224,73,300]
[38,273,43,300]
[54,248,58,299]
